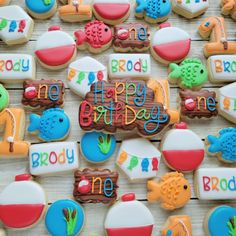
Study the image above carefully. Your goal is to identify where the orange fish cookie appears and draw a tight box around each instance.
[221,0,236,20]
[147,172,191,210]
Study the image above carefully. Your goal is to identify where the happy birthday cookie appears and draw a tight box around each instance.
[221,0,236,21]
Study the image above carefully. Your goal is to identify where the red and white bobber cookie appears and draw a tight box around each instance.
[35,26,76,70]
[161,122,204,172]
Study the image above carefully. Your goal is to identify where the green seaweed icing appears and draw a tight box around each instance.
[43,0,52,5]
[227,216,236,236]
[63,208,78,236]
[98,134,111,154]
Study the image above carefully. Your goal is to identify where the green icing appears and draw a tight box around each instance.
[98,134,111,154]
[77,72,85,85]
[127,156,139,171]
[63,208,78,236]
[0,18,8,31]
[227,216,236,236]
[0,84,9,112]
[43,0,52,5]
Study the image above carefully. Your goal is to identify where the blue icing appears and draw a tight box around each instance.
[208,206,236,236]
[207,127,236,162]
[28,108,70,142]
[80,132,116,163]
[135,0,171,19]
[25,0,55,14]
[45,199,84,236]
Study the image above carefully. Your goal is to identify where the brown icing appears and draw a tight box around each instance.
[179,89,218,119]
[22,80,65,109]
[73,168,119,204]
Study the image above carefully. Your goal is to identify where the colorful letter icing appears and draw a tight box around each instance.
[0,5,34,45]
[147,172,191,210]
[161,123,204,172]
[221,0,236,21]
[108,54,151,80]
[67,57,107,98]
[195,168,236,200]
[29,142,79,176]
[0,174,47,229]
[78,80,171,137]
[116,138,161,181]
[35,26,76,70]
[73,168,119,204]
[206,128,236,163]
[219,82,236,124]
[205,205,236,236]
[198,16,236,58]
[28,108,70,142]
[113,23,150,52]
[208,55,236,83]
[179,89,218,119]
[151,23,191,65]
[0,54,35,83]
[45,199,85,236]
[135,0,171,24]
[80,132,116,163]
[104,193,154,236]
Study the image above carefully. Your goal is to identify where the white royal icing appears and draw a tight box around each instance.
[94,0,130,4]
[195,168,236,200]
[29,142,79,176]
[108,54,151,79]
[173,0,209,14]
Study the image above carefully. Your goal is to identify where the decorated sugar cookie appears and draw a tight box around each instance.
[0,174,47,229]
[0,85,29,158]
[67,57,107,98]
[151,23,191,65]
[28,108,70,142]
[116,138,161,181]
[221,0,236,21]
[73,168,119,204]
[0,5,34,45]
[206,128,236,163]
[168,58,208,89]
[113,23,150,52]
[80,132,116,163]
[25,0,57,19]
[35,26,76,70]
[0,0,10,6]
[198,16,236,58]
[59,0,92,22]
[108,54,151,79]
[162,215,192,236]
[45,199,84,236]
[92,0,130,25]
[104,193,154,236]
[219,82,236,124]
[135,0,171,24]
[161,123,204,172]
[147,172,191,210]
[29,142,79,176]
[204,205,236,236]
[194,168,236,200]
[172,0,209,19]
[74,20,112,54]
[179,89,218,119]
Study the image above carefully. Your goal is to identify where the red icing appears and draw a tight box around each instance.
[48,26,61,31]
[15,174,32,181]
[185,98,197,111]
[159,23,171,29]
[174,122,187,129]
[162,149,204,171]
[121,193,135,202]
[106,225,153,236]
[77,176,92,194]
[93,3,130,20]
[117,29,129,40]
[35,45,76,66]
[0,204,45,228]
[152,39,191,61]
[152,158,158,170]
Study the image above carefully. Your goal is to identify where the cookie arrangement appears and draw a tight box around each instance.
[1,0,236,236]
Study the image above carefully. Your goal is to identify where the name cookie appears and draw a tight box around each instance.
[113,23,150,52]
[0,5,34,45]
[195,168,236,200]
[108,54,151,79]
[73,168,119,204]
[221,0,236,21]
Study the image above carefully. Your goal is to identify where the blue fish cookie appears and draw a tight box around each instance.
[28,108,70,142]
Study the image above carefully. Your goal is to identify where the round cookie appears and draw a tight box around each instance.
[80,132,116,163]
[25,0,57,19]
[35,26,76,70]
[45,199,85,236]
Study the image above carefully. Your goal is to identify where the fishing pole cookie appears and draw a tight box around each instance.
[0,5,34,45]
[147,172,191,210]
[221,0,236,21]
[0,0,10,6]
[74,20,112,54]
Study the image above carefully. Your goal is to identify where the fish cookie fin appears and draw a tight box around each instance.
[74,30,87,46]
[28,114,40,132]
[136,0,146,13]
[169,63,181,79]
[207,135,220,153]
[147,180,160,202]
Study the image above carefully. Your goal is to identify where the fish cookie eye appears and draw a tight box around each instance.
[163,0,166,2]
[104,28,108,32]
[183,185,188,190]
[0,93,2,98]
[59,118,64,123]
[200,69,204,74]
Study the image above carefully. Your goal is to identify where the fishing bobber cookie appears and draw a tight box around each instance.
[104,193,154,236]
[151,23,191,65]
[35,26,76,70]
[0,174,47,229]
